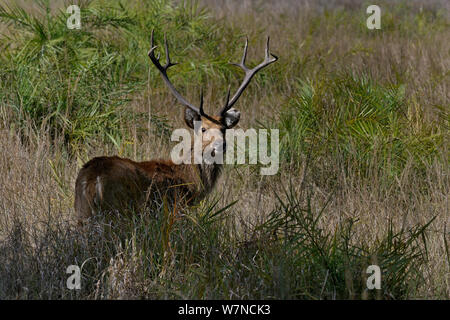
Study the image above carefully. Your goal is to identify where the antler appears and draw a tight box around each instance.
[148,30,220,124]
[220,37,278,115]
[149,31,278,126]
[148,30,197,112]
[197,88,220,124]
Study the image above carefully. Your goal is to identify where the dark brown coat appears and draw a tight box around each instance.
[74,155,221,223]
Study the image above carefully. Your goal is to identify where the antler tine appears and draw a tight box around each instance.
[226,36,278,109]
[148,29,200,114]
[231,37,249,72]
[148,30,158,58]
[164,33,178,68]
[198,88,223,125]
[199,88,204,114]
[219,85,232,116]
[150,29,154,47]
[265,36,278,61]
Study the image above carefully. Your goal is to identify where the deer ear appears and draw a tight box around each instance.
[222,108,240,128]
[184,107,201,129]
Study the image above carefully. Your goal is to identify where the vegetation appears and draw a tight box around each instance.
[0,0,448,299]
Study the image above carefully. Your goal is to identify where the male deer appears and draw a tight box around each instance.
[74,31,278,224]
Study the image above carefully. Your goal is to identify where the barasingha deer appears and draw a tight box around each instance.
[74,31,278,224]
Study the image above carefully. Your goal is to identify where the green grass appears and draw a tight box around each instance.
[0,0,240,151]
[279,75,444,179]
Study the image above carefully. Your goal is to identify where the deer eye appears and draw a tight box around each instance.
[201,127,206,133]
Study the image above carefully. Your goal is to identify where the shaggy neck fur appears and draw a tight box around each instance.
[196,162,222,195]
[180,144,224,199]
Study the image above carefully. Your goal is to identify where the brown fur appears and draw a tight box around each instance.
[74,117,226,224]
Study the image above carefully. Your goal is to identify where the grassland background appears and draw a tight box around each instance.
[0,0,448,299]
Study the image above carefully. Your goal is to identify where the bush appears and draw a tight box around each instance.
[279,75,444,180]
[0,0,239,150]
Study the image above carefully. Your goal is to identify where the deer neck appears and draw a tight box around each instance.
[179,146,224,197]
[195,162,222,194]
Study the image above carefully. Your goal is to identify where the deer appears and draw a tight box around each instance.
[74,31,278,225]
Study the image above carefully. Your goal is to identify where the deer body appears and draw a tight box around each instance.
[74,31,277,224]
[74,156,222,221]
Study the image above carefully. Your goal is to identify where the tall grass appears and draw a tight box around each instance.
[0,180,435,299]
[0,0,239,151]
[279,75,444,179]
